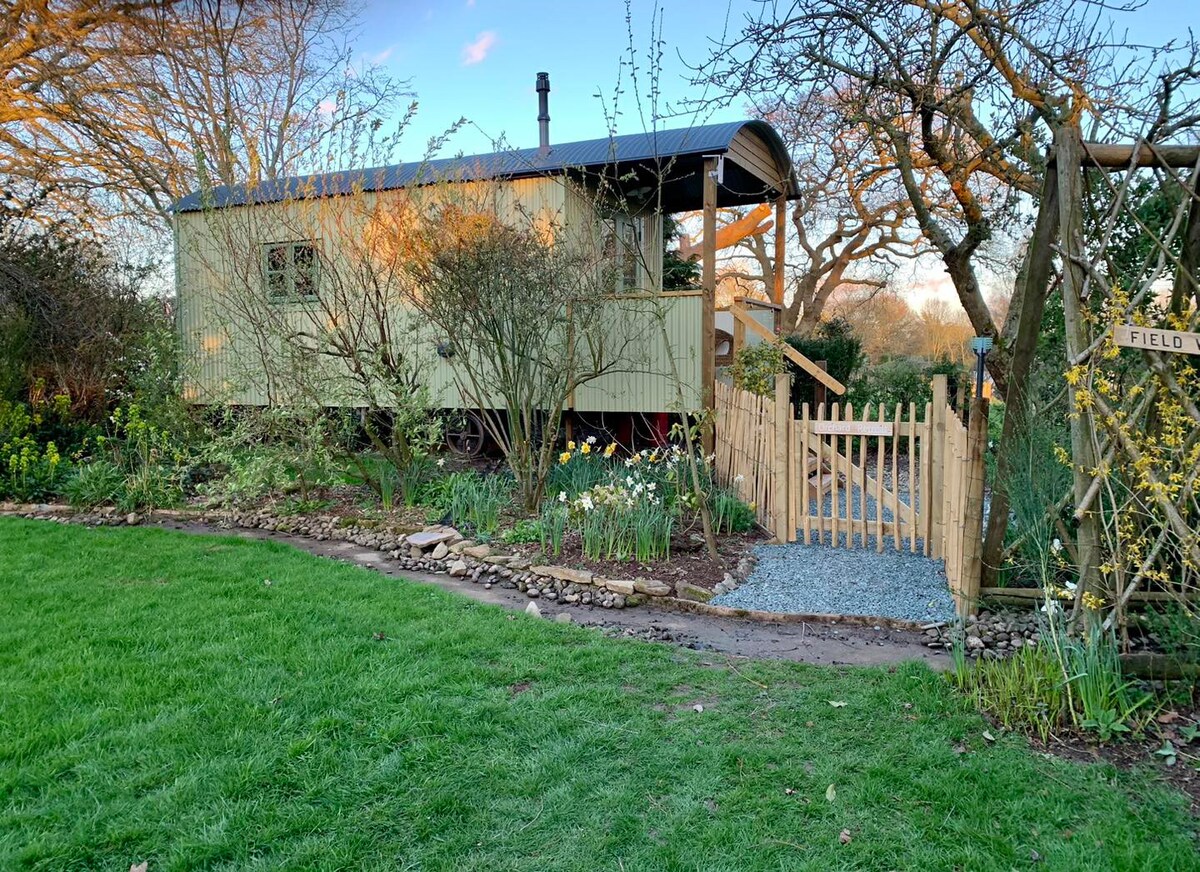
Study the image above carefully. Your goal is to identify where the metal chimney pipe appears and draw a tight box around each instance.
[536,72,551,157]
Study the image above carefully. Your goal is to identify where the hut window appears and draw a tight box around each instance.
[603,216,642,292]
[262,241,319,302]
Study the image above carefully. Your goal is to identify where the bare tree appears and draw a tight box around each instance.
[3,0,410,226]
[740,93,923,335]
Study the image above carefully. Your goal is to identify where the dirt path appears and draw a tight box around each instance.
[166,520,946,668]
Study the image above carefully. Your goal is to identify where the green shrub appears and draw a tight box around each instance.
[62,460,124,508]
[849,356,932,408]
[500,518,542,545]
[730,342,786,397]
[200,409,339,506]
[786,318,864,407]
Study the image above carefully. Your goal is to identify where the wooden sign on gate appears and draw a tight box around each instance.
[1113,325,1200,356]
[810,421,894,437]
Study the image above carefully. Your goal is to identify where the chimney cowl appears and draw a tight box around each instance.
[536,72,551,157]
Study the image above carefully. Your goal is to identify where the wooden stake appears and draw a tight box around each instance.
[701,156,718,455]
[773,372,790,542]
[960,396,989,616]
[929,376,948,559]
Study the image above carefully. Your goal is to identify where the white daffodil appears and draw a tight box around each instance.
[1051,538,1062,554]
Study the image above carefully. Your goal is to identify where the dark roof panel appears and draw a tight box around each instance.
[172,119,792,213]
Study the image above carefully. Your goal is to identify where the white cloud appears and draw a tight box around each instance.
[368,45,395,65]
[461,31,496,66]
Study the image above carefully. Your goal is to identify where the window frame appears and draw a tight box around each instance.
[603,214,644,294]
[261,240,320,304]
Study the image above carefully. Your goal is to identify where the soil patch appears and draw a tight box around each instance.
[505,527,768,591]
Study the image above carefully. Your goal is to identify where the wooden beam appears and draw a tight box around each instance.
[728,304,846,394]
[1048,142,1200,169]
[773,194,786,306]
[702,156,718,453]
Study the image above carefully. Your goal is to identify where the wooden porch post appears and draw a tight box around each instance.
[773,194,787,307]
[702,156,718,454]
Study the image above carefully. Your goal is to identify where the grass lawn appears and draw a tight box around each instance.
[1,518,1196,870]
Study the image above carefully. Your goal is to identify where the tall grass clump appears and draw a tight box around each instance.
[539,500,568,556]
[427,470,512,535]
[711,486,756,534]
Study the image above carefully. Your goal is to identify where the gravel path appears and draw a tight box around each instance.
[713,541,957,624]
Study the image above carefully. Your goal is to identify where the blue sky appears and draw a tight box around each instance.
[352,0,1192,308]
[355,0,755,157]
[355,0,1190,161]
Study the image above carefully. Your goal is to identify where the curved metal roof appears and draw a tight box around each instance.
[171,119,794,213]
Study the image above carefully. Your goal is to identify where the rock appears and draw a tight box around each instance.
[554,613,573,624]
[531,565,593,585]
[409,546,424,560]
[482,555,516,566]
[430,542,450,560]
[675,581,713,603]
[524,601,542,618]
[603,578,637,596]
[633,578,672,597]
[448,559,468,577]
[966,635,985,650]
[449,539,474,555]
[462,544,492,560]
[125,513,141,526]
[527,588,541,598]
[406,530,456,549]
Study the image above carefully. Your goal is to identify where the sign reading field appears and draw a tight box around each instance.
[1114,325,1200,356]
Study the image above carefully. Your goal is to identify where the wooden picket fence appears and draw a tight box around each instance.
[714,375,988,615]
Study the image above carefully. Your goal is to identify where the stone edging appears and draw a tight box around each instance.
[655,596,932,633]
[0,504,721,612]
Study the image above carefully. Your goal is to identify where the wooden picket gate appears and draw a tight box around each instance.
[714,374,988,615]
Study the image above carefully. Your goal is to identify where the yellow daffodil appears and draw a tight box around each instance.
[559,451,571,465]
[580,443,591,455]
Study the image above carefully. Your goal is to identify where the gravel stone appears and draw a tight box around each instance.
[712,541,957,623]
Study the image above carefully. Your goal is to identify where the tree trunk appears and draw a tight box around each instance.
[1054,124,1103,597]
[980,165,1060,586]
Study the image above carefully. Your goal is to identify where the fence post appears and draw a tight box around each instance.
[929,375,948,558]
[959,395,989,616]
[773,372,791,542]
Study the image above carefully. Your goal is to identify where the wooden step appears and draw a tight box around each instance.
[809,472,835,493]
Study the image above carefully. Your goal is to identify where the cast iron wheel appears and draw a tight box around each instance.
[445,413,486,457]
